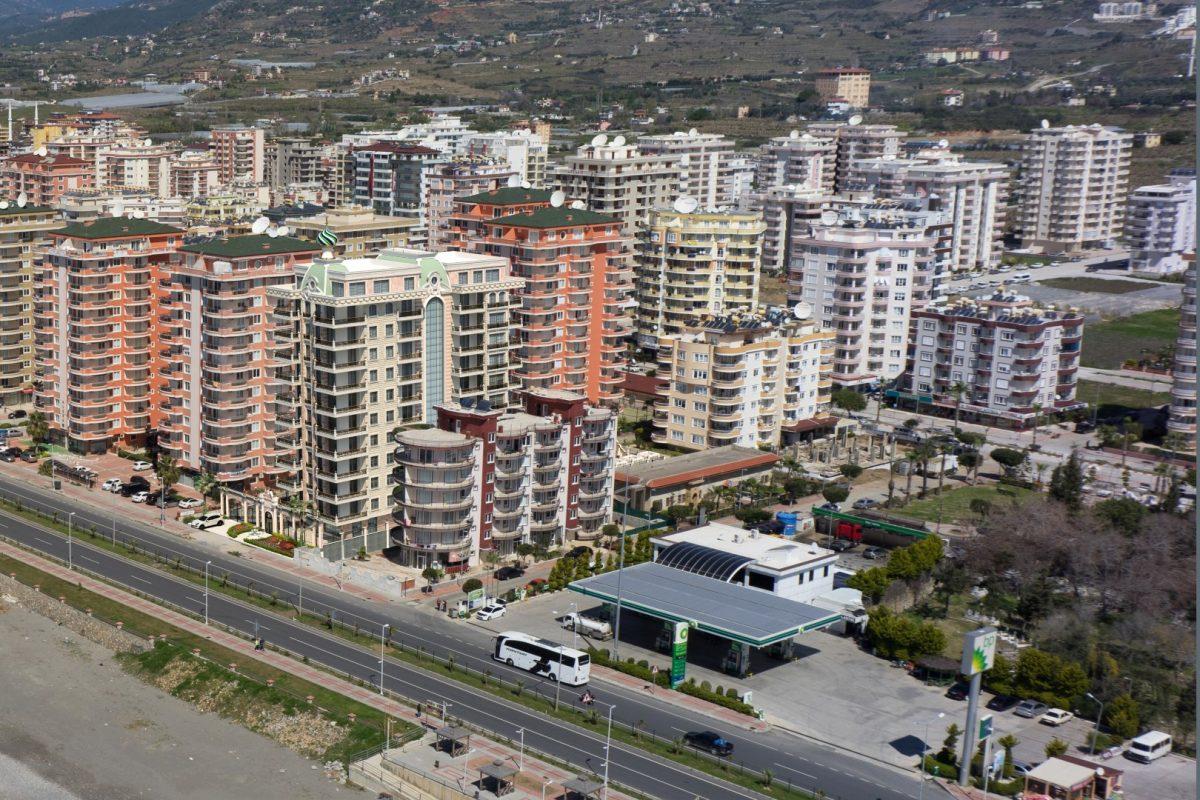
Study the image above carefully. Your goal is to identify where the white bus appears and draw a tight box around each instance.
[493,631,591,685]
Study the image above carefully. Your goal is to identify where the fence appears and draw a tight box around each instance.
[320,529,391,561]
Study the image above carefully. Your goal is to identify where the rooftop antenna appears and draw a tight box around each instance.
[33,102,38,126]
[689,127,698,137]
[672,195,698,214]
[16,192,27,208]
[819,209,839,226]
[34,146,47,157]
[276,225,290,237]
[550,190,566,208]
[111,198,125,218]
[938,138,950,148]
[266,226,280,238]
[251,216,270,234]
[789,129,799,139]
[590,133,608,147]
[611,134,626,147]
[569,200,586,209]
[1040,119,1050,129]
[0,200,8,210]
[521,180,531,189]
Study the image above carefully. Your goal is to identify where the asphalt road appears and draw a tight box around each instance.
[0,472,946,800]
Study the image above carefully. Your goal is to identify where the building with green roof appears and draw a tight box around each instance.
[53,217,183,239]
[179,234,320,259]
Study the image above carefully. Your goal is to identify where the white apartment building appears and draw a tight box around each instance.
[906,291,1085,426]
[57,189,186,225]
[747,185,830,274]
[340,114,478,155]
[807,123,905,194]
[850,149,1009,273]
[96,143,179,199]
[266,138,327,193]
[789,206,946,387]
[636,130,739,210]
[634,210,765,347]
[652,309,834,451]
[755,131,837,194]
[1169,257,1197,440]
[465,130,550,187]
[269,248,522,543]
[552,139,676,233]
[1126,169,1196,274]
[1017,124,1133,253]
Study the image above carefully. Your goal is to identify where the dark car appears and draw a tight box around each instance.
[987,694,1020,712]
[817,501,841,512]
[1075,420,1096,434]
[564,545,593,560]
[19,450,37,463]
[862,546,885,560]
[828,539,856,552]
[684,731,734,757]
[852,498,878,510]
[7,409,26,420]
[946,682,970,701]
[0,450,14,462]
[495,565,525,581]
[146,490,180,507]
[754,519,785,535]
[119,480,150,497]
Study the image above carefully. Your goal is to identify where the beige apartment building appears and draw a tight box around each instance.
[634,210,765,348]
[814,68,872,109]
[286,206,419,258]
[1169,256,1197,440]
[652,310,834,451]
[552,139,676,233]
[210,127,265,185]
[636,131,739,210]
[807,122,905,194]
[0,204,59,407]
[756,131,837,193]
[269,248,522,542]
[1017,124,1133,253]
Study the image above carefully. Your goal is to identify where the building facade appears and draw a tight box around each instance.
[652,310,834,451]
[552,140,676,234]
[96,144,178,199]
[210,127,265,185]
[1,153,94,207]
[350,143,444,222]
[636,131,739,210]
[465,131,550,188]
[807,123,905,194]
[749,186,830,275]
[634,210,764,347]
[0,205,59,406]
[1168,256,1197,440]
[814,68,872,108]
[756,132,836,193]
[1126,169,1196,274]
[424,157,516,248]
[286,206,419,258]
[445,187,553,251]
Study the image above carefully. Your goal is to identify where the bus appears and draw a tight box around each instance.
[493,631,591,685]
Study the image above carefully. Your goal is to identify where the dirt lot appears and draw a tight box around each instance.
[0,599,353,800]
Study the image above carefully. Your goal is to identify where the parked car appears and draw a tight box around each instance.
[1074,420,1096,433]
[1094,488,1113,498]
[132,460,153,471]
[1041,708,1074,726]
[19,450,37,463]
[1010,759,1035,776]
[495,565,525,581]
[102,478,123,492]
[7,409,26,419]
[862,546,885,560]
[0,450,14,462]
[188,512,223,530]
[564,545,593,560]
[852,498,878,510]
[177,497,203,510]
[945,682,970,701]
[475,603,507,622]
[684,731,734,757]
[130,491,150,503]
[987,694,1020,712]
[4,428,23,438]
[146,490,179,507]
[828,539,856,553]
[1014,700,1049,719]
[818,501,841,512]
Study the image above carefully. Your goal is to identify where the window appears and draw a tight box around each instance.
[349,282,366,297]
[373,279,389,294]
[920,352,933,362]
[404,276,415,290]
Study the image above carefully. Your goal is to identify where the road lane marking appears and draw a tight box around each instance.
[78,554,100,565]
[774,762,817,780]
[129,575,152,585]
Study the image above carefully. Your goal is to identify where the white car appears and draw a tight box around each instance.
[177,497,203,510]
[132,460,153,471]
[101,478,122,492]
[475,603,507,622]
[131,491,150,503]
[1094,488,1113,498]
[1041,708,1074,726]
[188,511,223,530]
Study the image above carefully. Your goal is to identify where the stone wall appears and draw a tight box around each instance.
[0,573,148,654]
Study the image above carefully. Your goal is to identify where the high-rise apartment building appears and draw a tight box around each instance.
[445,187,553,250]
[807,123,905,194]
[1126,169,1196,274]
[266,138,327,192]
[755,132,836,193]
[466,206,630,405]
[157,235,320,486]
[1169,256,1197,440]
[210,127,265,185]
[652,310,834,451]
[789,206,946,387]
[814,68,872,109]
[34,218,184,452]
[552,140,676,233]
[906,292,1085,426]
[269,248,522,542]
[286,206,419,258]
[96,143,179,199]
[350,143,444,222]
[1016,124,1132,253]
[424,157,515,248]
[168,150,222,199]
[636,131,739,210]
[634,210,764,347]
[465,131,550,187]
[391,389,616,570]
[0,204,59,406]
[748,186,829,274]
[2,153,93,207]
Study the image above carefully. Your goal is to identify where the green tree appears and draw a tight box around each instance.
[1044,738,1069,759]
[959,450,982,484]
[194,470,219,499]
[1029,402,1044,449]
[950,381,968,430]
[990,448,1027,477]
[839,463,864,481]
[461,577,483,594]
[915,442,937,495]
[939,723,963,763]
[821,484,850,504]
[1104,694,1140,739]
[997,734,1019,778]
[661,504,693,528]
[37,459,52,478]
[1048,451,1084,512]
[155,455,180,495]
[846,567,891,603]
[515,543,537,565]
[1093,497,1147,536]
[832,388,867,414]
[421,566,443,587]
[25,410,49,445]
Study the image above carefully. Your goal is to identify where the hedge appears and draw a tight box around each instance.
[227,522,254,537]
[587,649,758,716]
[678,678,757,716]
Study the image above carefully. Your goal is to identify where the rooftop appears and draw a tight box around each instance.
[457,187,554,206]
[491,206,618,229]
[0,204,56,218]
[54,217,183,239]
[615,445,779,490]
[395,427,471,447]
[655,523,834,571]
[180,235,320,258]
[1025,757,1098,789]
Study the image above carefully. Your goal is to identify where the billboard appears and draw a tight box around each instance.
[961,626,998,676]
[669,621,689,688]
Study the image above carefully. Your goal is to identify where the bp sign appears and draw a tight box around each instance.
[961,626,998,676]
[669,621,689,688]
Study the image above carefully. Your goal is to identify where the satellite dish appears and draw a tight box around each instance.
[130,209,143,218]
[820,209,839,225]
[801,132,812,140]
[673,195,698,214]
[16,192,27,208]
[590,133,608,147]
[111,199,125,218]
[848,114,863,126]
[143,138,153,147]
[521,180,531,189]
[266,227,279,238]
[791,301,811,319]
[506,174,522,187]
[251,216,270,235]
[0,201,8,210]
[789,129,799,139]
[938,138,949,148]
[1041,119,1050,129]
[34,146,47,157]
[612,134,626,146]
[569,200,586,209]
[277,225,290,237]
[550,190,566,208]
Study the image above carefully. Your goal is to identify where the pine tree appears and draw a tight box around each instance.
[1049,451,1084,512]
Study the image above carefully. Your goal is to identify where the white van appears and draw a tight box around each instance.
[1126,731,1172,763]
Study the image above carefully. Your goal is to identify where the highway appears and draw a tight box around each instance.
[0,471,947,800]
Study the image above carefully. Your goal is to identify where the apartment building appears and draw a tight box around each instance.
[634,210,764,347]
[1168,256,1197,440]
[0,204,59,406]
[651,310,834,451]
[1016,124,1133,253]
[183,195,261,228]
[96,143,179,199]
[1,153,93,207]
[350,142,444,223]
[1126,169,1196,274]
[807,122,905,194]
[424,157,515,248]
[157,235,320,486]
[850,150,1009,273]
[789,206,946,387]
[286,206,418,258]
[552,139,676,233]
[465,130,550,187]
[748,185,829,274]
[169,150,222,199]
[906,292,1085,427]
[57,190,186,226]
[445,186,553,250]
[391,390,616,570]
[210,127,265,185]
[266,138,327,192]
[636,130,739,210]
[756,131,837,193]
[34,218,184,452]
[814,68,872,109]
[466,206,630,405]
[269,248,521,542]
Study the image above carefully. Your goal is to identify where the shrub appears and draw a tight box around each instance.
[676,681,757,716]
[227,522,254,537]
[461,577,483,594]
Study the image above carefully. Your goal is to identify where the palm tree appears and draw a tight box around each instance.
[155,455,180,496]
[904,450,921,502]
[1030,402,1043,449]
[950,381,968,431]
[916,442,937,496]
[25,410,50,446]
[1120,421,1143,470]
[998,734,1019,778]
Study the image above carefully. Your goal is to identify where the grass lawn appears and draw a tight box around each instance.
[1080,307,1180,369]
[895,483,1037,525]
[1075,379,1171,413]
[1037,277,1157,294]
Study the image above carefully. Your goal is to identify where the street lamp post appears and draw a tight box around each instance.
[541,776,551,800]
[601,701,615,800]
[1086,692,1105,755]
[516,727,524,772]
[379,623,389,695]
[918,712,946,800]
[204,560,211,625]
[67,511,75,570]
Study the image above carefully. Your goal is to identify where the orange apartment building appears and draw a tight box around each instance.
[158,234,319,487]
[445,186,554,250]
[465,205,630,405]
[1,153,94,207]
[35,218,183,453]
[210,127,265,185]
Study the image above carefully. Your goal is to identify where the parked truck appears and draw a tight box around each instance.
[560,611,613,640]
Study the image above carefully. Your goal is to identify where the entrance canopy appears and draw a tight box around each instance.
[569,562,842,647]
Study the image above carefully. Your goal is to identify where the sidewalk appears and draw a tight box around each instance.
[0,538,634,800]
